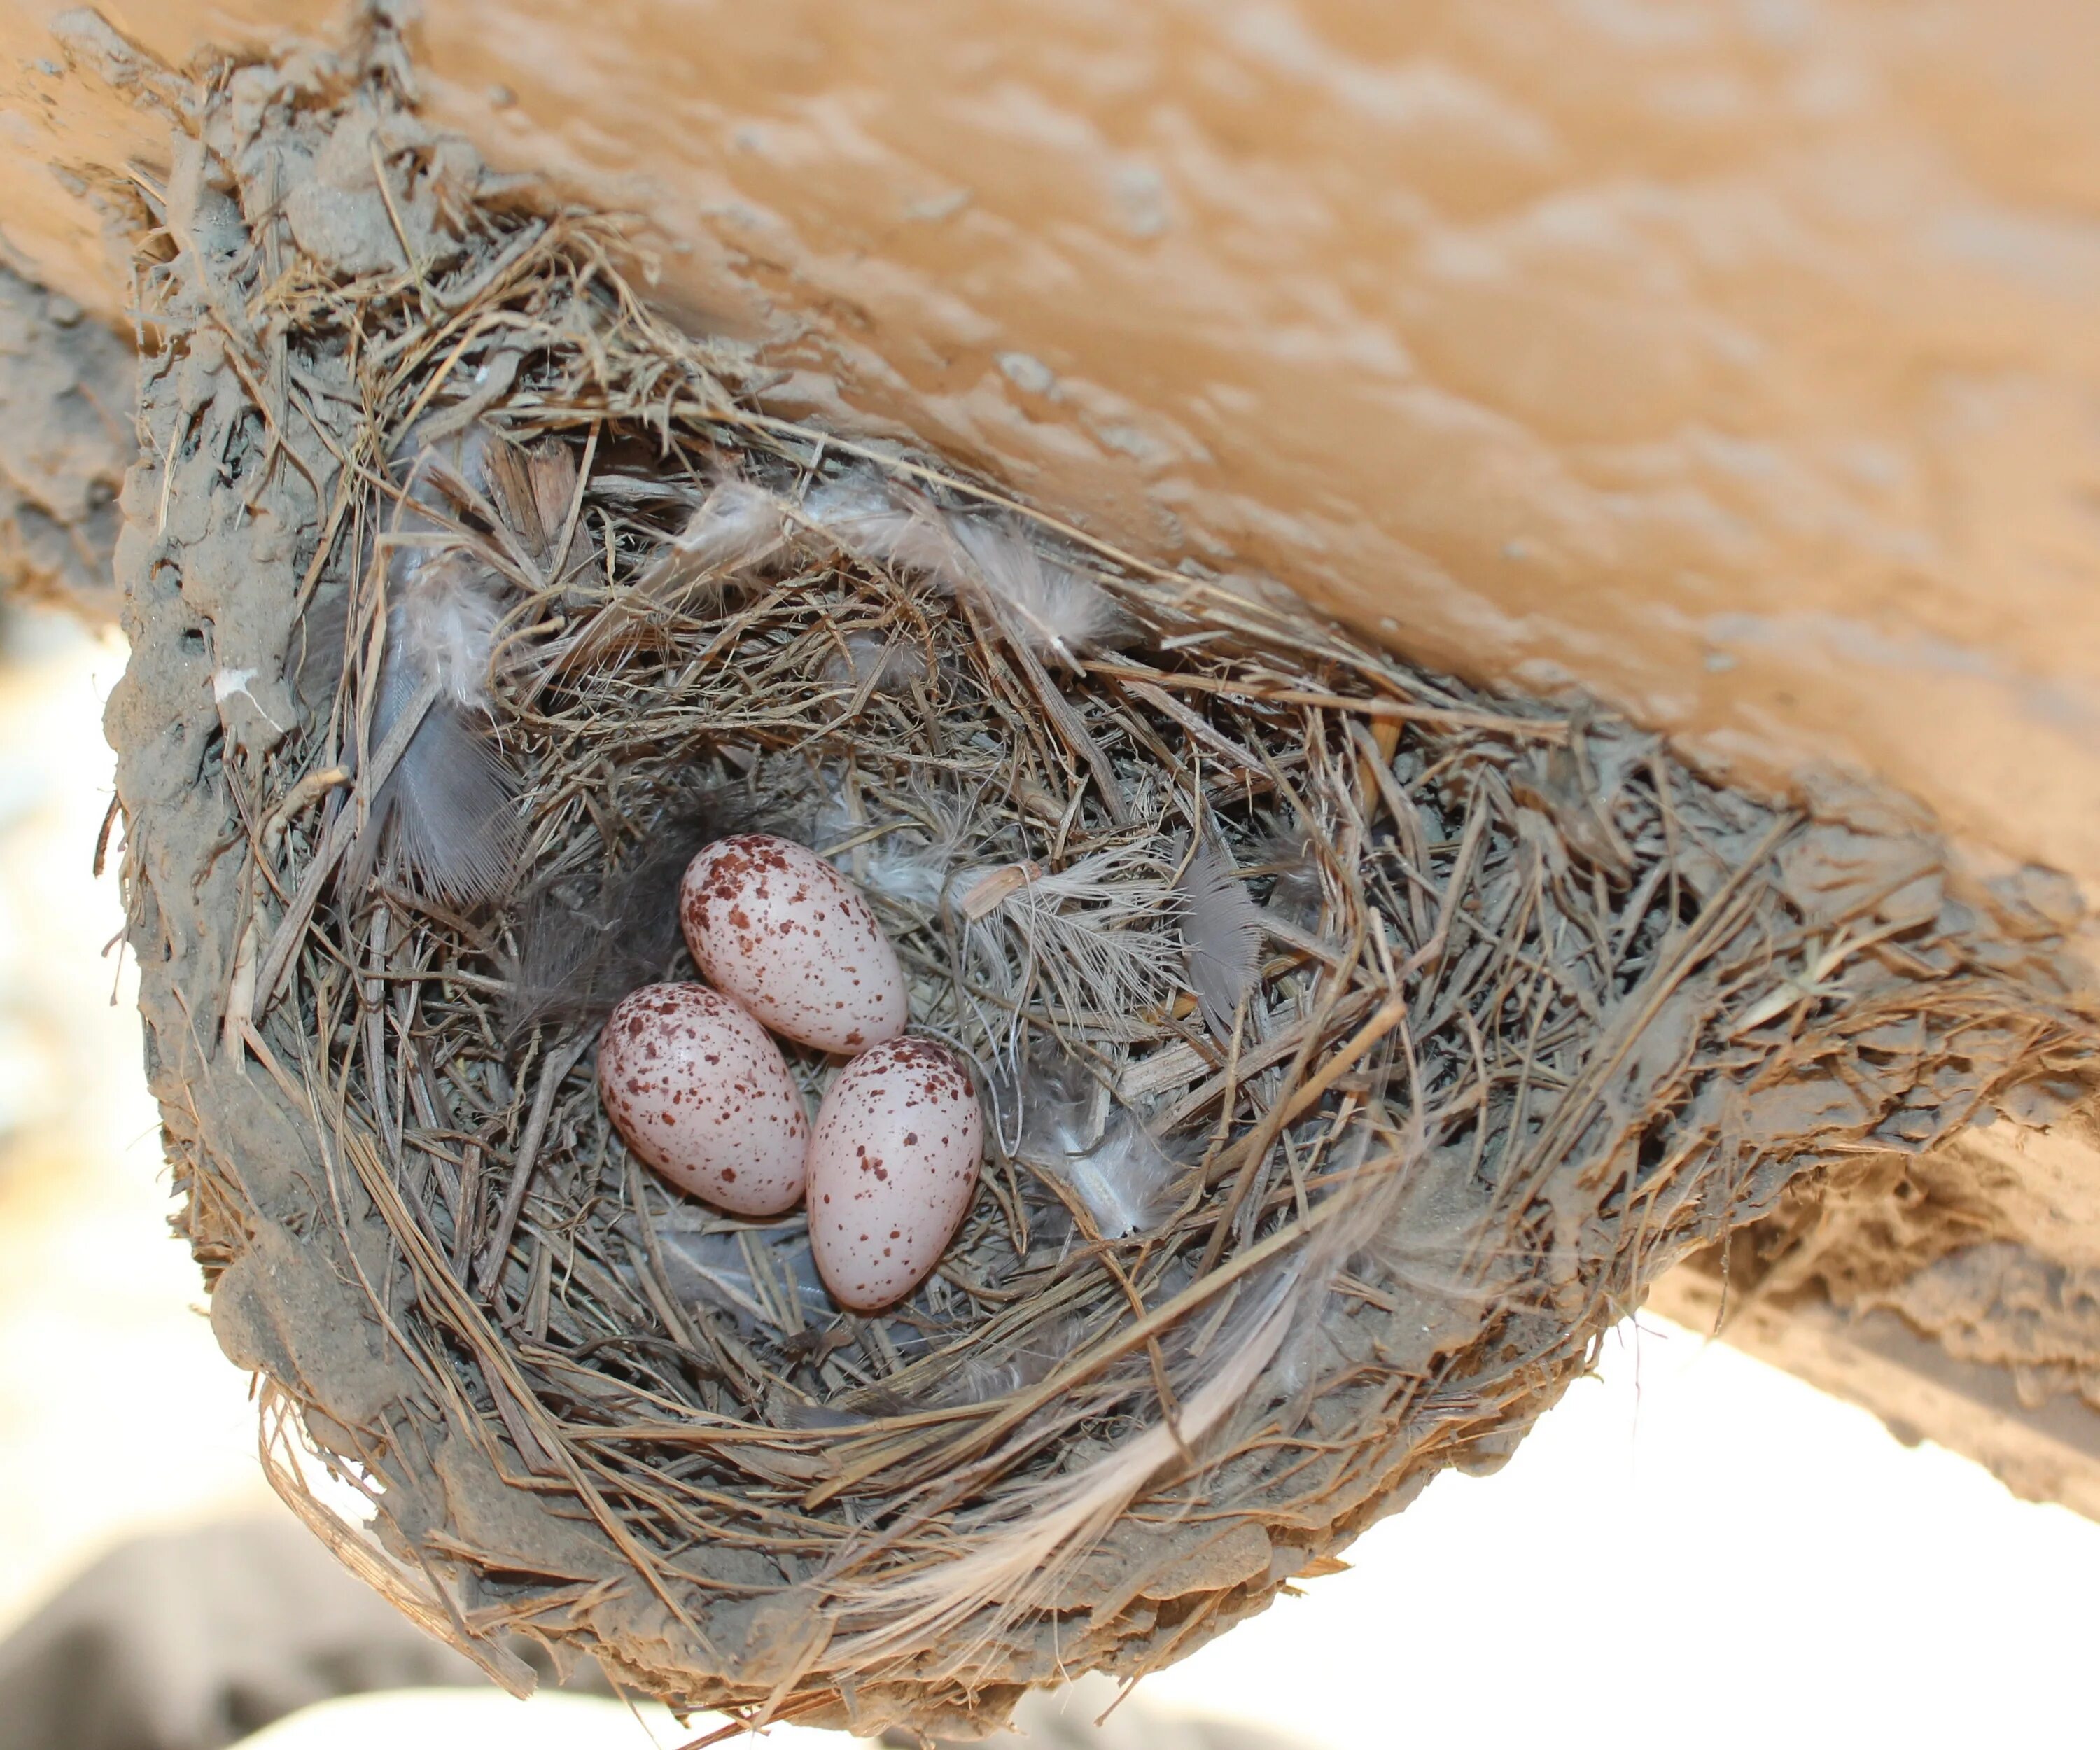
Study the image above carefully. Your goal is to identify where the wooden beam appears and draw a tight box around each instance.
[1646,1261,2100,1524]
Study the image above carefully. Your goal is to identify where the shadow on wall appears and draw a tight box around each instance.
[0,1516,522,1750]
[0,1516,1294,1750]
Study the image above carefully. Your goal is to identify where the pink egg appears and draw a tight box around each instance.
[597,983,808,1216]
[680,834,908,1054]
[806,1037,983,1311]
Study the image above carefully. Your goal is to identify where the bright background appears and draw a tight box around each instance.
[2,609,2094,1750]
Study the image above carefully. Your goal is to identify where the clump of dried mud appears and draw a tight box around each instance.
[1704,1064,2100,1422]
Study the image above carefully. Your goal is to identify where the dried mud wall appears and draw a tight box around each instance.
[0,262,130,620]
[6,2,2100,1506]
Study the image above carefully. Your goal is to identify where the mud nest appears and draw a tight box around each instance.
[105,44,2100,1741]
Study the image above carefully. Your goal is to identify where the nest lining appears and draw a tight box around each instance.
[105,38,2100,1742]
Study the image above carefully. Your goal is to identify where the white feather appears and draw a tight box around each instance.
[822,629,928,696]
[534,478,789,679]
[830,1264,1299,1669]
[1036,1106,1184,1240]
[397,420,493,516]
[1004,1042,1105,1156]
[393,555,505,717]
[1007,1045,1183,1240]
[962,841,1184,1049]
[918,1313,1087,1410]
[799,467,1120,661]
[819,775,988,914]
[948,516,1123,664]
[799,473,951,573]
[386,719,522,902]
[860,831,964,912]
[636,479,790,599]
[1356,1143,1531,1311]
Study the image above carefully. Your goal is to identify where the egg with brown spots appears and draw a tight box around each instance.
[806,1037,983,1311]
[596,983,808,1216]
[681,833,908,1054]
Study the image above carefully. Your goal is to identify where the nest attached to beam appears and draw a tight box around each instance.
[104,36,2100,1742]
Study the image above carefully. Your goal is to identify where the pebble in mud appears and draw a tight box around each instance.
[597,983,808,1216]
[806,1037,984,1311]
[681,833,908,1054]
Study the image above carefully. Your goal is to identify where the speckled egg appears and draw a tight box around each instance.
[806,1037,984,1311]
[597,983,808,1216]
[680,833,908,1054]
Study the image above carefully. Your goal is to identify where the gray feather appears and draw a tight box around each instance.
[1176,836,1265,1038]
[501,778,799,1040]
[368,694,523,904]
[340,573,525,906]
[654,1222,833,1334]
[312,419,526,906]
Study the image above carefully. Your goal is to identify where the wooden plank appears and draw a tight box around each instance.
[1646,1262,2100,1524]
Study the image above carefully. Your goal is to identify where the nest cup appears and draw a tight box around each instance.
[108,54,2100,1742]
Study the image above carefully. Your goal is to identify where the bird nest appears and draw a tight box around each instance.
[106,43,2100,1742]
